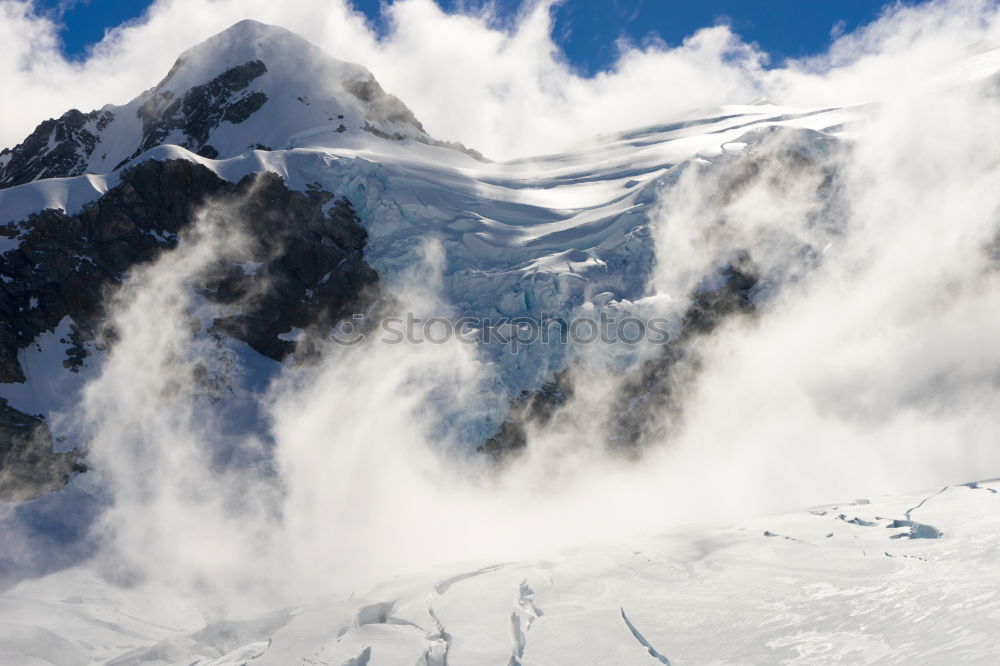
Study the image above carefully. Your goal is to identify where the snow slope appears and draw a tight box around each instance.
[2,479,997,665]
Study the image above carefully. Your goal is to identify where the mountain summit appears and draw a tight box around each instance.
[0,20,481,189]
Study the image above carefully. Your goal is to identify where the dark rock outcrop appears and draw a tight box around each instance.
[0,398,84,503]
[0,160,236,383]
[608,254,758,447]
[198,176,379,361]
[0,109,114,189]
[0,60,271,190]
[478,369,573,458]
[125,59,269,165]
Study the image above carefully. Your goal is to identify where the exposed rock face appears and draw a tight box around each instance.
[1,159,378,379]
[0,398,84,503]
[127,59,270,164]
[608,255,758,447]
[0,160,233,383]
[0,59,272,190]
[0,109,114,188]
[479,369,574,457]
[0,158,379,499]
[198,177,379,361]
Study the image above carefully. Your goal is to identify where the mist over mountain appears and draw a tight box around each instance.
[2,2,1000,664]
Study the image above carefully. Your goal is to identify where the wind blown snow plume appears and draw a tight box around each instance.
[78,184,278,597]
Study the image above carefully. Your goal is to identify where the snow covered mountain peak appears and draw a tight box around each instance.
[139,19,429,147]
[0,20,481,190]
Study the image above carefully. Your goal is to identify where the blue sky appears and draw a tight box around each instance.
[41,0,910,72]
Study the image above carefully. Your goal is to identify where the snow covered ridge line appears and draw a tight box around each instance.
[329,311,675,349]
[0,19,484,192]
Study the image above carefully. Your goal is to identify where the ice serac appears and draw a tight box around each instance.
[0,19,480,190]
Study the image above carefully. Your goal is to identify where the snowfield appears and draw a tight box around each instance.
[2,479,998,665]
